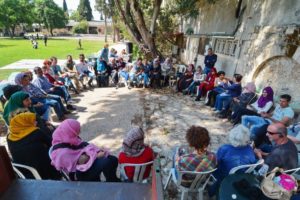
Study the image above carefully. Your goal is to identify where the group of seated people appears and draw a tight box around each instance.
[1,45,299,198]
[96,45,176,89]
[1,83,155,181]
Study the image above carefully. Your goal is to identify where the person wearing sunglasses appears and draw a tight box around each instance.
[255,123,298,173]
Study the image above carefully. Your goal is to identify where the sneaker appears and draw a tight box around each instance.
[195,97,201,101]
[64,110,71,115]
[67,104,76,111]
[214,110,221,114]
[115,85,119,89]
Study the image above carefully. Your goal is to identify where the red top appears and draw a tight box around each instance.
[118,146,154,181]
[44,73,64,85]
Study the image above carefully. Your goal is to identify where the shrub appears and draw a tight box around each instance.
[72,21,88,34]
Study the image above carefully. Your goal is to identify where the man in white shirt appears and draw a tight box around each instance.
[75,54,95,88]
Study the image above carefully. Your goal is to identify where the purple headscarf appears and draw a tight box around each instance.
[257,86,274,108]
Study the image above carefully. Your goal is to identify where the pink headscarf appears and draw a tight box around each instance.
[50,119,105,173]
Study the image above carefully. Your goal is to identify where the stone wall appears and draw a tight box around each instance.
[180,0,300,106]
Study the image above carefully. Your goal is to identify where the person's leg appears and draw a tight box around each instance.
[195,83,204,100]
[241,115,268,138]
[214,94,224,111]
[88,72,95,86]
[47,94,68,112]
[143,73,150,86]
[222,96,232,110]
[203,67,211,75]
[48,87,68,104]
[76,155,119,182]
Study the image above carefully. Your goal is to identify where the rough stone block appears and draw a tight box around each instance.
[285,27,296,35]
[292,46,300,64]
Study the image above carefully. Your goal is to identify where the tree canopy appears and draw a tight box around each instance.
[0,0,34,36]
[34,0,68,36]
[77,0,93,21]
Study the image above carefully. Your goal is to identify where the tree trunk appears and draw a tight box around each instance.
[104,15,107,42]
[112,18,115,43]
[50,28,54,36]
[10,26,16,38]
[128,0,160,57]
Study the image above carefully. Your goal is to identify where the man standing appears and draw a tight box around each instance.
[255,123,298,173]
[204,48,217,75]
[44,35,48,46]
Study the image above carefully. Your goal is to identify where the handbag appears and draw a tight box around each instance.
[260,167,298,200]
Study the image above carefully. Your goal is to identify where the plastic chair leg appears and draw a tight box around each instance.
[164,170,172,190]
[181,191,188,200]
[198,188,204,200]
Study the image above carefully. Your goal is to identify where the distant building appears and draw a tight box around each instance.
[66,20,112,34]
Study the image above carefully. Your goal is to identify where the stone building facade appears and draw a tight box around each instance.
[179,0,300,110]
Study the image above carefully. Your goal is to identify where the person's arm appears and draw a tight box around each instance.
[287,135,300,144]
[77,153,90,164]
[260,112,291,125]
[256,101,273,114]
[254,148,269,160]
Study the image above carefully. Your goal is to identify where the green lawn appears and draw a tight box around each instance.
[0,38,107,80]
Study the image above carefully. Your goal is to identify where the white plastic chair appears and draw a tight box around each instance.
[120,161,154,183]
[177,65,187,74]
[12,163,42,180]
[164,168,217,200]
[284,167,300,180]
[229,159,264,174]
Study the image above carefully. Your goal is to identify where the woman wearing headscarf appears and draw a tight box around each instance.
[150,58,161,88]
[195,67,218,101]
[6,92,60,179]
[177,64,194,92]
[118,127,154,181]
[50,119,119,182]
[14,72,50,121]
[230,86,274,125]
[218,82,257,118]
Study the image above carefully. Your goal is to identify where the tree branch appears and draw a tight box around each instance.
[150,0,162,35]
[114,0,142,45]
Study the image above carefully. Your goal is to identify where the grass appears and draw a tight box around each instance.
[0,38,107,80]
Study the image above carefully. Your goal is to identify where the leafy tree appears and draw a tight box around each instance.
[63,0,68,12]
[77,0,93,21]
[95,0,115,42]
[0,0,34,37]
[72,20,88,34]
[70,10,81,22]
[114,0,163,58]
[34,0,67,36]
[63,0,69,17]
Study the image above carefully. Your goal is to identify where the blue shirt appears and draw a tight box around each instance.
[33,76,53,93]
[23,83,47,98]
[99,48,109,62]
[214,144,256,182]
[204,54,217,69]
[225,83,242,97]
[97,60,108,72]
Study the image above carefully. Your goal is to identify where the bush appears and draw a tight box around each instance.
[72,21,88,34]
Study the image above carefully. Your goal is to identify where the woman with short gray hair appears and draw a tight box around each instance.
[208,125,256,197]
